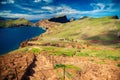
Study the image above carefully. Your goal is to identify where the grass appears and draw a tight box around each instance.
[2,16,120,80]
[54,64,80,80]
[44,46,120,60]
[41,46,76,56]
[0,18,33,27]
[75,49,120,60]
[42,16,120,44]
[27,44,120,60]
[54,64,80,71]
[4,16,120,62]
[31,48,40,53]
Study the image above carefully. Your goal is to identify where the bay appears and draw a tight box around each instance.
[0,26,45,55]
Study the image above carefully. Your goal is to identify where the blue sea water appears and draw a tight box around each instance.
[0,26,45,55]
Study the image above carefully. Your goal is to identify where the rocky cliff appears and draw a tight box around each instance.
[48,15,69,23]
[36,19,60,30]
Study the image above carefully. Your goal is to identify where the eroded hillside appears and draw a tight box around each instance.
[0,16,120,80]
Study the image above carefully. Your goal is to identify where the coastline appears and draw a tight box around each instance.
[0,16,120,80]
[0,26,45,55]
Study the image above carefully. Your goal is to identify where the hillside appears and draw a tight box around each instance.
[0,16,120,80]
[0,18,33,28]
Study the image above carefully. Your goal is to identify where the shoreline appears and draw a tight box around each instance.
[0,26,46,55]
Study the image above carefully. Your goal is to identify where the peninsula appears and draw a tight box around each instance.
[0,15,120,80]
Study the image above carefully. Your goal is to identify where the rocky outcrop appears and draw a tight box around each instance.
[0,53,34,80]
[48,15,69,23]
[35,15,69,30]
[111,16,119,19]
[36,19,60,30]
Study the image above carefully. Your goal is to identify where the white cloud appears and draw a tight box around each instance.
[0,3,118,20]
[43,3,118,18]
[34,0,42,3]
[34,0,53,3]
[0,0,14,4]
[32,10,47,13]
[0,10,51,20]
[106,3,114,10]
[90,3,115,12]
[0,11,32,20]
[15,4,49,13]
[41,5,80,14]
[41,6,54,11]
[0,10,11,13]
[41,5,95,16]
[96,3,105,10]
[1,2,7,4]
[9,0,14,3]
[15,5,33,11]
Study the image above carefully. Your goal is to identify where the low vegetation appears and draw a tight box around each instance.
[54,64,80,80]
[0,18,33,28]
[1,16,120,80]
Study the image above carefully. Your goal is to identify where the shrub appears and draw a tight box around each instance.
[117,64,120,67]
[32,48,40,53]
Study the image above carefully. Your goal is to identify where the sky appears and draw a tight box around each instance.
[0,0,120,20]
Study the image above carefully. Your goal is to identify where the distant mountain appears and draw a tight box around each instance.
[48,15,69,23]
[35,15,69,30]
[0,18,33,28]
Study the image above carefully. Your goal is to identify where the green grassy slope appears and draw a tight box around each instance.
[41,17,120,45]
[33,17,120,60]
[6,16,120,60]
[0,18,33,28]
[1,16,120,80]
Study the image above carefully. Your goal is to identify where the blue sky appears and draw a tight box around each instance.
[0,0,120,20]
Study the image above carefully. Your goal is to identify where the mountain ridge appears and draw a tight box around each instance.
[0,18,34,28]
